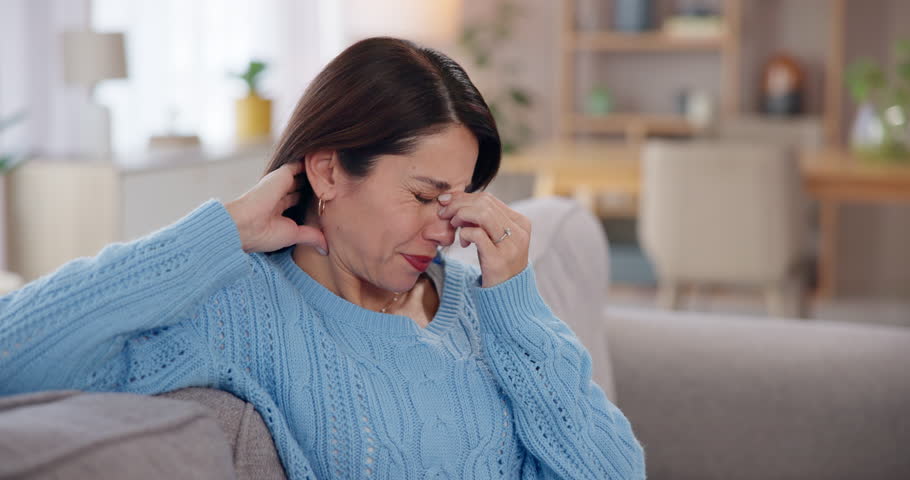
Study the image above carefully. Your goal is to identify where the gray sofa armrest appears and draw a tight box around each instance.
[0,390,237,479]
[604,306,910,480]
[159,388,287,480]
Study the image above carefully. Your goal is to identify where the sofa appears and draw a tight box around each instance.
[1,196,908,479]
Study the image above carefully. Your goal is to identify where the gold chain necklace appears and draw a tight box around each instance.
[379,290,407,313]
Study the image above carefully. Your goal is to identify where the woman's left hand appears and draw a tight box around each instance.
[438,192,531,288]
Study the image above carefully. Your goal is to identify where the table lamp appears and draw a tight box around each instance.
[62,31,127,156]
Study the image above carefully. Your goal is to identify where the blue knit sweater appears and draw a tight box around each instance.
[0,200,645,479]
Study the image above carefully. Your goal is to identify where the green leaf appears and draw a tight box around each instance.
[0,111,26,132]
[846,59,885,102]
[845,62,867,101]
[248,61,266,76]
[509,87,531,106]
[0,153,28,175]
[892,86,910,109]
[897,60,910,84]
[232,60,268,95]
[459,26,479,48]
[868,68,886,90]
[895,38,910,59]
[488,100,500,114]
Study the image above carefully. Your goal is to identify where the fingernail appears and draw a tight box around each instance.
[316,247,327,256]
[437,193,452,203]
[438,207,446,216]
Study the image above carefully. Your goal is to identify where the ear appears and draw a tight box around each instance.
[304,149,342,200]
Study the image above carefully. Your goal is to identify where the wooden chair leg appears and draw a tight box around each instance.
[764,283,786,318]
[765,274,808,319]
[657,281,683,311]
[788,269,810,319]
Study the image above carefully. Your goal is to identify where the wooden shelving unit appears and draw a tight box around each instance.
[559,0,848,147]
[567,113,696,144]
[559,0,743,143]
[568,32,726,52]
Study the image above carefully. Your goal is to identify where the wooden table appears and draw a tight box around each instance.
[502,141,910,298]
[800,150,910,297]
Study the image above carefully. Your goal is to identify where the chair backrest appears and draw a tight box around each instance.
[485,172,536,205]
[639,140,806,286]
[711,115,823,151]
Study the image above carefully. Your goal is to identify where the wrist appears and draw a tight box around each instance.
[224,200,253,252]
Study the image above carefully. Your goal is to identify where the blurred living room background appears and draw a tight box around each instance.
[0,0,908,326]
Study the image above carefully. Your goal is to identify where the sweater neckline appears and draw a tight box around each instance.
[273,248,465,337]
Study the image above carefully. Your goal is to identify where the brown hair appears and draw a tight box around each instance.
[264,37,501,225]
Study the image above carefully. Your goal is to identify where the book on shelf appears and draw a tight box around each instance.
[663,15,724,38]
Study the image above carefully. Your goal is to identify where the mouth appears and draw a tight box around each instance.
[401,254,433,272]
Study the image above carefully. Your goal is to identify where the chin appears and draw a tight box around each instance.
[392,275,420,292]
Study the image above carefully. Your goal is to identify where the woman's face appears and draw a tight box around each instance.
[324,124,479,293]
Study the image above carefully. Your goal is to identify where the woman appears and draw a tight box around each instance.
[0,38,644,479]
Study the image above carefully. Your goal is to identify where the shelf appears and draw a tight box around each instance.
[559,0,743,140]
[567,114,697,138]
[568,32,726,52]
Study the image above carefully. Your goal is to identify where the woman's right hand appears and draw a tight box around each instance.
[225,162,328,254]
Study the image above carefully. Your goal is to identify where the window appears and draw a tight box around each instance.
[92,0,342,153]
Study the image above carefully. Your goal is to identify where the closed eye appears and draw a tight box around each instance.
[414,193,435,204]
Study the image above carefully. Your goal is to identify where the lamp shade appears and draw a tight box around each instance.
[344,0,461,45]
[62,31,127,86]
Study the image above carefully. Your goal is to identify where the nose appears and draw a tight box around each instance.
[423,213,456,247]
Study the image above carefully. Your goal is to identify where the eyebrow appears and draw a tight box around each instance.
[413,176,452,191]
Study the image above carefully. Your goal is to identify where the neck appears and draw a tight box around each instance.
[291,244,406,313]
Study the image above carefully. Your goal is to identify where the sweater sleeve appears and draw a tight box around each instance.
[0,200,251,395]
[471,265,646,480]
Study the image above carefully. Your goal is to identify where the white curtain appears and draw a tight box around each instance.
[0,0,92,157]
[0,0,93,269]
[92,0,343,153]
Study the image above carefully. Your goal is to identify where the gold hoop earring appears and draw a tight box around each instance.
[318,197,326,217]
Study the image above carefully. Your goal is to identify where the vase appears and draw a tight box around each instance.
[235,93,272,143]
[761,53,805,116]
[850,102,910,163]
[680,89,714,130]
[584,86,613,116]
[613,0,654,32]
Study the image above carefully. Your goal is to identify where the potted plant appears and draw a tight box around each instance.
[0,112,27,175]
[458,1,534,154]
[845,39,910,163]
[231,60,271,143]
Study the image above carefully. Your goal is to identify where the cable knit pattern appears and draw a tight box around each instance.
[0,200,645,479]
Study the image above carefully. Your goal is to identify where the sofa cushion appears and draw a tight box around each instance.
[446,196,617,402]
[605,305,910,480]
[160,388,287,479]
[0,389,236,479]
